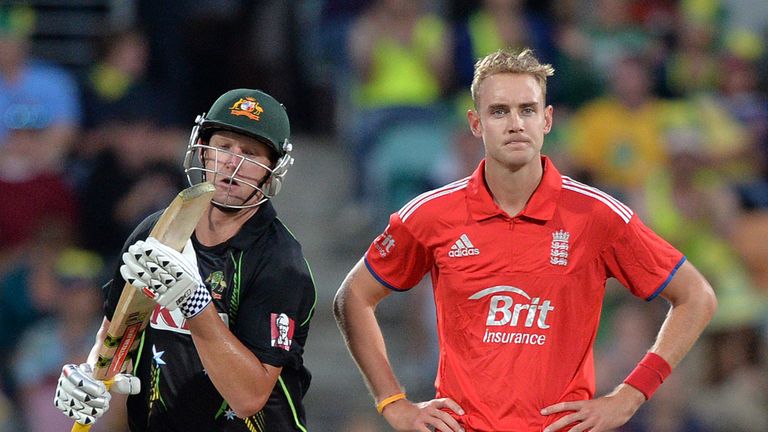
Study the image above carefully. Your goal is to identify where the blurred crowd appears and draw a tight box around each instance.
[0,1,766,431]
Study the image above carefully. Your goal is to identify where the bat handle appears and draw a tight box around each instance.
[70,378,114,432]
[71,422,92,432]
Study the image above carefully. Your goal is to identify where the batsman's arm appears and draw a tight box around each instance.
[187,306,283,417]
[58,316,140,432]
[61,182,214,432]
[119,236,285,418]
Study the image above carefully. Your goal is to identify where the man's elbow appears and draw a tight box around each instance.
[701,283,718,322]
[332,286,348,324]
[688,278,718,325]
[230,394,269,419]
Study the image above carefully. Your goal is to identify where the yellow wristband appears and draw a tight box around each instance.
[376,392,407,414]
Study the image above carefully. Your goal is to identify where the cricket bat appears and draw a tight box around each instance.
[72,181,215,432]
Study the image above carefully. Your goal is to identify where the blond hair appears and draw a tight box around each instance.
[470,48,555,107]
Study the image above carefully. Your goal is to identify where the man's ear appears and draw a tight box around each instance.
[467,109,482,138]
[543,105,554,134]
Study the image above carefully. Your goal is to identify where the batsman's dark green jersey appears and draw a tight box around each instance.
[104,201,316,432]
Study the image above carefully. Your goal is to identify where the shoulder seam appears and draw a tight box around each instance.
[561,176,633,223]
[397,178,469,222]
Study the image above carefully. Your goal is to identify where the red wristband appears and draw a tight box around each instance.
[623,352,672,400]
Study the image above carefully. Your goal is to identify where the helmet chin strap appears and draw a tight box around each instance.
[240,182,266,207]
[212,202,241,213]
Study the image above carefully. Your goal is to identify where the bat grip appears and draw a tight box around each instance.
[70,378,114,432]
[71,422,92,432]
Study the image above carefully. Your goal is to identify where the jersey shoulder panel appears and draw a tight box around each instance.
[560,176,634,225]
[253,219,316,317]
[268,219,308,263]
[395,177,470,227]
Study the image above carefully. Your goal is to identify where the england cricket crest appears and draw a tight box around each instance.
[550,230,570,266]
[270,313,295,351]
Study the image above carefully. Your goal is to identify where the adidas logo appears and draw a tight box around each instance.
[448,234,480,257]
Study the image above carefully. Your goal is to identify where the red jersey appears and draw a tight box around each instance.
[364,157,684,431]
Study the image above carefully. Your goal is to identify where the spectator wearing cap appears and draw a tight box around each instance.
[0,4,81,174]
[10,248,116,432]
[71,27,183,259]
[0,225,75,402]
[0,8,80,267]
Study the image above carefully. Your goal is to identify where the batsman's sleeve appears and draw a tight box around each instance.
[231,245,315,369]
[364,212,433,291]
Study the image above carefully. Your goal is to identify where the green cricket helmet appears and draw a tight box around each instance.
[184,89,295,209]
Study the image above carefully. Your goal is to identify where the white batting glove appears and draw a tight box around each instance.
[121,237,212,318]
[54,363,140,426]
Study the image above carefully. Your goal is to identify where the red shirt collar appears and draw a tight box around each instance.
[467,156,561,221]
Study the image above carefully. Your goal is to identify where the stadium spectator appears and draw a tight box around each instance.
[716,35,768,209]
[660,10,722,97]
[565,54,667,195]
[0,4,80,174]
[0,223,75,423]
[76,113,184,261]
[0,105,79,265]
[341,0,453,227]
[11,249,122,432]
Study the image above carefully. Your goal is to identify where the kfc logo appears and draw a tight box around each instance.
[271,313,295,351]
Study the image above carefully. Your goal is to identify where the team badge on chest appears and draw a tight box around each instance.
[550,230,570,266]
[206,270,227,300]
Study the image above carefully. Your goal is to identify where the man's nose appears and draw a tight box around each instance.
[507,114,524,132]
[223,148,244,167]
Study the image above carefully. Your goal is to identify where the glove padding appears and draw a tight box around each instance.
[121,237,212,318]
[54,363,140,426]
